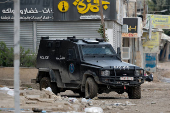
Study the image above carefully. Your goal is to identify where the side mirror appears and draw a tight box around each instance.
[117,47,121,58]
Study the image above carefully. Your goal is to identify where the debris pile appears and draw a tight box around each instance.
[0,86,138,113]
[21,87,103,112]
[0,86,14,96]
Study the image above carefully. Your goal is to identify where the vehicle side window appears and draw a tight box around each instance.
[68,49,76,60]
[55,41,60,48]
[46,41,53,48]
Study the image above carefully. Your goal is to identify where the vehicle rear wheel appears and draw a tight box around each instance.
[117,90,124,94]
[85,77,98,99]
[128,86,141,99]
[79,92,85,97]
[40,77,58,95]
[51,82,59,95]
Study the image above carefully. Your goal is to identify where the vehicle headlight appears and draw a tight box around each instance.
[135,70,143,76]
[101,70,110,76]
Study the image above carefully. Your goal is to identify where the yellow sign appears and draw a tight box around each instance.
[73,0,110,14]
[128,26,136,31]
[143,32,159,49]
[122,33,138,37]
[147,14,170,29]
[58,1,69,12]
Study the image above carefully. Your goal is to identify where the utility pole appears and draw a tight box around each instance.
[99,0,106,41]
[127,0,129,17]
[135,0,137,17]
[14,0,20,112]
[143,0,146,22]
[165,42,169,61]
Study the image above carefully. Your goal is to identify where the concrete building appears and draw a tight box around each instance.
[0,0,125,54]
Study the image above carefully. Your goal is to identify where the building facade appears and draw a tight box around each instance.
[0,0,124,53]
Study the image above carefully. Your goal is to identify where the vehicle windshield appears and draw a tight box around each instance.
[81,45,115,56]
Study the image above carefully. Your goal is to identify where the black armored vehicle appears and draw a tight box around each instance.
[33,36,145,99]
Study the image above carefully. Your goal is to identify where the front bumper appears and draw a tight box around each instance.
[99,76,145,86]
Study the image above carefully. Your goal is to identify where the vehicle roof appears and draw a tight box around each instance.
[75,40,109,45]
[41,38,110,45]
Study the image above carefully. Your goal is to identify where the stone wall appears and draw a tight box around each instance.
[0,67,38,84]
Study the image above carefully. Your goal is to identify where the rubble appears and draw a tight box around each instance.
[84,107,103,113]
[32,108,43,112]
[114,103,122,106]
[87,100,93,106]
[0,86,14,96]
[92,97,99,100]
[7,90,14,96]
[68,98,78,104]
[106,106,112,110]
[25,95,40,101]
[81,98,87,104]
[151,102,156,104]
[119,106,125,110]
[0,86,139,112]
[25,101,37,104]
[125,101,136,106]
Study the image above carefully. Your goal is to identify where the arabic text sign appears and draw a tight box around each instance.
[147,14,170,29]
[0,0,116,21]
[0,0,53,21]
[144,53,157,72]
[122,33,138,38]
[1,8,54,20]
[72,0,110,14]
[143,32,159,49]
[53,0,116,21]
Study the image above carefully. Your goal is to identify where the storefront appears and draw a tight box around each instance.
[122,17,143,67]
[142,28,163,72]
[0,0,123,53]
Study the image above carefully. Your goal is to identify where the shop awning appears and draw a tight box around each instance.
[161,33,170,42]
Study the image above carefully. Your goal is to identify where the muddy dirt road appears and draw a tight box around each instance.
[0,62,170,113]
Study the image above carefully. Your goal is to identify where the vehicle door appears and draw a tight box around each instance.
[66,47,80,81]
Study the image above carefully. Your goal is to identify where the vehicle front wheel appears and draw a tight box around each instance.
[40,77,58,95]
[85,77,98,99]
[128,86,141,99]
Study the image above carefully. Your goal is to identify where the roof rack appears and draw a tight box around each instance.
[41,36,49,40]
[83,39,99,44]
[96,38,104,42]
[67,36,76,40]
[67,36,78,42]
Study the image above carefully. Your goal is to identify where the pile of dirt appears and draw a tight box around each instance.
[20,88,97,112]
[161,70,170,78]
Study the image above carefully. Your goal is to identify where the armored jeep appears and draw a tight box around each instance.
[32,36,145,99]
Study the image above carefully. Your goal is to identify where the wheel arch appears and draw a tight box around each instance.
[37,71,50,83]
[37,68,57,83]
[82,70,100,85]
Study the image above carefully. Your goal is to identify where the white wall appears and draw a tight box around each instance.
[106,29,114,47]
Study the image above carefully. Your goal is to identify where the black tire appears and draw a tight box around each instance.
[79,92,85,97]
[40,77,58,95]
[117,90,124,94]
[85,77,98,99]
[51,82,59,95]
[128,86,141,99]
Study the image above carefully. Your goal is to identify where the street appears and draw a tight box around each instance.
[0,62,170,113]
[0,0,170,113]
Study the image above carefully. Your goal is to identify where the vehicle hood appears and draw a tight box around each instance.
[82,59,142,70]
